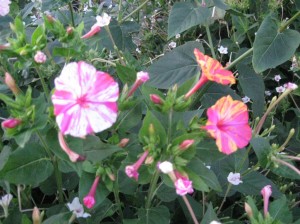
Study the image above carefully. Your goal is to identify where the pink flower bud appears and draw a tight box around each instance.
[150,94,163,105]
[137,71,150,83]
[118,138,129,148]
[32,207,41,224]
[83,175,100,209]
[244,202,253,218]
[66,26,74,35]
[34,51,47,64]
[81,24,101,39]
[179,139,195,150]
[174,177,194,196]
[2,118,22,129]
[5,72,20,95]
[46,14,55,23]
[261,185,272,217]
[127,71,150,98]
[125,150,149,181]
[0,43,10,51]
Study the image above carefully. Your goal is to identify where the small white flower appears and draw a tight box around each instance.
[218,46,228,54]
[274,75,281,82]
[242,96,250,103]
[210,221,222,224]
[168,41,176,49]
[265,90,271,96]
[195,39,200,42]
[276,86,286,93]
[0,194,13,209]
[227,172,243,185]
[136,48,141,54]
[175,33,181,39]
[206,165,211,169]
[158,161,174,174]
[96,13,111,27]
[67,197,91,218]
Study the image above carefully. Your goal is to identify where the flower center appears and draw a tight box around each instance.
[76,95,89,108]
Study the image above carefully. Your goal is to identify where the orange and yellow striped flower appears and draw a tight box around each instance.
[185,49,236,99]
[203,95,252,155]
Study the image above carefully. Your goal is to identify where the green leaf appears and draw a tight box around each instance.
[269,196,293,223]
[137,205,170,224]
[31,25,46,47]
[42,213,69,224]
[252,13,300,73]
[0,146,11,171]
[168,2,211,39]
[237,64,265,118]
[201,203,219,224]
[0,144,53,185]
[147,41,204,89]
[156,184,178,202]
[250,137,271,167]
[53,47,79,57]
[116,64,137,85]
[178,195,203,222]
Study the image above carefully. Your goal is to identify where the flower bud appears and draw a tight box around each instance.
[179,139,195,150]
[118,138,129,148]
[244,202,253,218]
[34,51,47,64]
[145,155,154,164]
[66,26,74,35]
[5,72,20,95]
[2,118,22,129]
[150,94,163,105]
[46,14,55,23]
[32,207,41,224]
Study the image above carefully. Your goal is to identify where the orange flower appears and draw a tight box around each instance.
[203,95,252,155]
[185,49,236,99]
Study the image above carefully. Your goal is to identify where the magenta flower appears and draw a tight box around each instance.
[83,175,101,209]
[261,185,272,217]
[51,61,119,137]
[125,150,149,181]
[150,94,163,105]
[127,71,149,98]
[34,51,47,63]
[2,118,21,129]
[0,0,11,16]
[174,177,194,196]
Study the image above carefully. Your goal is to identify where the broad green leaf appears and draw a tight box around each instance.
[88,199,118,223]
[252,13,300,73]
[237,64,265,117]
[156,184,178,202]
[147,41,204,89]
[201,203,219,224]
[269,196,293,223]
[53,47,79,57]
[137,205,170,224]
[250,137,271,167]
[116,63,137,85]
[31,25,46,47]
[42,213,69,224]
[168,2,211,39]
[0,146,11,171]
[0,144,53,185]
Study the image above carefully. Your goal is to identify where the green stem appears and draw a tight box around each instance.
[68,2,75,27]
[205,25,216,59]
[113,177,124,220]
[120,0,151,23]
[35,67,50,102]
[145,170,160,209]
[104,26,125,65]
[225,48,253,70]
[279,11,300,32]
[117,0,123,22]
[217,183,232,215]
[167,109,173,144]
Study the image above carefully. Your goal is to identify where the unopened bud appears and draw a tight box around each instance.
[20,49,28,55]
[2,118,22,129]
[34,51,47,64]
[118,138,129,148]
[32,207,41,224]
[179,139,195,150]
[46,14,55,23]
[66,26,74,35]
[145,156,154,164]
[5,72,20,95]
[244,202,253,218]
[150,94,163,105]
[105,169,116,181]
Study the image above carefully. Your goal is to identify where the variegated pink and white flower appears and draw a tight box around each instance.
[52,61,119,137]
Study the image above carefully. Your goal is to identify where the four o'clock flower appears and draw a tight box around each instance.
[58,132,85,162]
[67,197,90,220]
[174,172,194,196]
[2,118,22,129]
[217,46,228,54]
[0,0,11,16]
[284,82,298,90]
[227,172,243,185]
[125,150,149,181]
[261,185,272,217]
[0,193,13,217]
[83,175,101,209]
[51,61,119,137]
[81,13,111,39]
[34,51,47,64]
[185,49,235,99]
[203,95,252,155]
[274,75,281,82]
[126,71,149,98]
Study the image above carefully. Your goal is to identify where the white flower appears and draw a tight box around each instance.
[96,13,111,27]
[67,197,91,218]
[168,41,176,49]
[175,34,181,39]
[227,172,243,185]
[0,194,13,209]
[276,86,286,93]
[242,96,250,103]
[265,90,271,96]
[217,46,228,54]
[158,161,174,174]
[136,48,141,54]
[274,75,281,82]
[210,221,222,224]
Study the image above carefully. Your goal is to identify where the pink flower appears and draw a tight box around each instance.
[276,86,286,93]
[261,185,272,217]
[81,24,101,39]
[81,13,111,39]
[125,150,149,181]
[284,82,298,90]
[34,51,47,63]
[83,175,101,209]
[2,118,21,129]
[0,0,11,16]
[203,95,252,155]
[58,132,85,162]
[51,61,119,137]
[274,75,281,82]
[127,71,149,98]
[179,139,195,150]
[150,94,163,105]
[174,177,194,196]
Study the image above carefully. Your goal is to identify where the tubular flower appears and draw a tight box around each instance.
[52,61,119,137]
[81,25,101,39]
[81,13,111,39]
[127,71,149,98]
[5,72,20,95]
[203,95,252,155]
[261,185,272,217]
[2,118,22,129]
[58,132,85,162]
[83,175,101,209]
[185,48,235,99]
[125,150,149,181]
